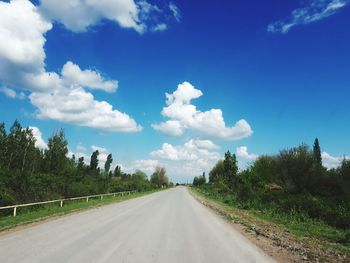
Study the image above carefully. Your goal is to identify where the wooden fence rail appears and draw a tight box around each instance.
[0,190,137,217]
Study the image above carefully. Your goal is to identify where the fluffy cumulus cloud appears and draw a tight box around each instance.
[152,82,253,140]
[236,146,258,160]
[29,87,141,132]
[148,139,221,178]
[61,61,118,92]
[0,0,52,90]
[0,0,141,133]
[268,0,350,33]
[133,159,160,173]
[151,139,220,161]
[321,151,348,169]
[28,126,48,149]
[39,0,180,33]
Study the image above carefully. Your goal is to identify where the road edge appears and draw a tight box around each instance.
[0,190,162,236]
[189,187,325,263]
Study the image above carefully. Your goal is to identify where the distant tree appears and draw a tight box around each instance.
[0,122,6,168]
[151,167,168,188]
[90,150,99,172]
[113,165,122,177]
[77,157,85,171]
[193,176,198,186]
[277,144,314,193]
[132,170,148,181]
[104,153,113,174]
[193,173,206,187]
[223,151,238,189]
[6,120,22,170]
[209,160,224,183]
[43,129,68,175]
[313,138,322,167]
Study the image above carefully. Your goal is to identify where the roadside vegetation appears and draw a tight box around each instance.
[192,139,350,260]
[0,120,170,217]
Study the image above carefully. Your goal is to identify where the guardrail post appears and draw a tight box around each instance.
[113,193,116,197]
[86,197,89,202]
[101,195,103,200]
[128,191,130,195]
[60,200,63,207]
[13,207,17,217]
[121,192,124,196]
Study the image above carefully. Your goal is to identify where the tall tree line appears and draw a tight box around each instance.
[0,120,169,210]
[197,138,350,229]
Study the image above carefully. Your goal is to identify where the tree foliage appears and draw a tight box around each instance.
[202,139,350,229]
[0,120,163,212]
[151,167,169,188]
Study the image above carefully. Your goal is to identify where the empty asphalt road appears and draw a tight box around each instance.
[0,187,275,263]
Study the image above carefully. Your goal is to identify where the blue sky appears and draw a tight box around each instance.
[0,0,350,182]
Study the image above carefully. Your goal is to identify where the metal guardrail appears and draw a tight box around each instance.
[0,190,137,217]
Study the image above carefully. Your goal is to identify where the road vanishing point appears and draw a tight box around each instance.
[0,187,275,263]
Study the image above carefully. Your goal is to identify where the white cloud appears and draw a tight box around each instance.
[152,120,183,136]
[76,145,87,152]
[152,23,167,32]
[169,2,181,22]
[28,126,47,149]
[0,0,141,133]
[153,82,253,140]
[38,0,176,33]
[151,139,220,162]
[236,146,258,160]
[0,86,25,99]
[321,151,348,169]
[133,159,160,174]
[61,61,118,92]
[125,139,220,180]
[149,139,220,179]
[0,0,52,91]
[268,0,350,33]
[30,86,142,132]
[0,86,16,98]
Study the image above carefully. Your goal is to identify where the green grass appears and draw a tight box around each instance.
[252,208,349,244]
[0,190,159,231]
[193,187,350,247]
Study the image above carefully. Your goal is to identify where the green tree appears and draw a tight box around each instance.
[277,144,314,193]
[90,150,99,172]
[209,160,224,183]
[0,122,7,168]
[223,151,238,190]
[43,130,68,174]
[193,173,206,186]
[313,138,322,167]
[113,165,122,177]
[151,167,168,188]
[104,153,113,174]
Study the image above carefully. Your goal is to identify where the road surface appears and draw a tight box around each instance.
[0,187,275,263]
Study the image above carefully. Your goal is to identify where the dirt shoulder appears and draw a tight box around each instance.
[190,188,349,263]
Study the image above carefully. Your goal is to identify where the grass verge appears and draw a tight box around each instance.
[0,190,159,232]
[191,187,350,263]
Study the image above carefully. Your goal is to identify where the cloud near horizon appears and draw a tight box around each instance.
[236,146,258,160]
